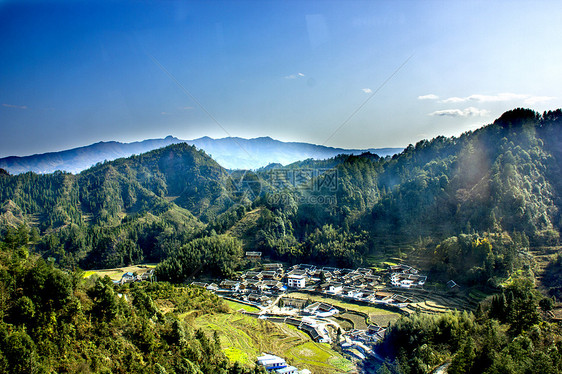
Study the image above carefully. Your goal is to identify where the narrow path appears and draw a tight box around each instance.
[259,293,285,314]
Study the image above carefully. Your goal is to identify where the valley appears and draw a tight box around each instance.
[1,109,562,373]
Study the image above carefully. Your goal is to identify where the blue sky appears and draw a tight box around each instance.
[1,0,562,157]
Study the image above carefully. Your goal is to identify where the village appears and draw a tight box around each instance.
[107,253,467,373]
[187,252,440,372]
[192,253,429,309]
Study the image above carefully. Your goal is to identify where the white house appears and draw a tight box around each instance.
[257,354,287,371]
[391,272,426,288]
[276,366,298,374]
[327,282,343,294]
[287,275,306,288]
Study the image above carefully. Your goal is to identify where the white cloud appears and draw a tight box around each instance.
[440,93,555,104]
[418,94,439,100]
[429,109,465,117]
[284,73,305,79]
[468,93,527,102]
[2,103,27,109]
[429,107,489,117]
[362,88,372,94]
[441,96,466,103]
[463,107,490,116]
[524,96,556,105]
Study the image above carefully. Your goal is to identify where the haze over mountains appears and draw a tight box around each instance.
[0,135,403,175]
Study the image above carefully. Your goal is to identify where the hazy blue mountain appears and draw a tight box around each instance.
[188,136,401,170]
[0,136,183,175]
[0,135,402,174]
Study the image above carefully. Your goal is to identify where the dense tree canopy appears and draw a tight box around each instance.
[377,278,562,374]
[0,231,265,373]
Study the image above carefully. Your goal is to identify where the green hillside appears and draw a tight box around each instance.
[0,108,562,282]
[0,235,266,373]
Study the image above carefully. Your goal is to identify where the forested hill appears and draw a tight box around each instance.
[0,108,561,276]
[0,143,242,269]
[365,108,562,243]
[0,143,239,227]
[250,108,562,246]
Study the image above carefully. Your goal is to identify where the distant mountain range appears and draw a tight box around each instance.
[0,135,403,174]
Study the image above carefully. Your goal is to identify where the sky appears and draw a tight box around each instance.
[1,0,562,157]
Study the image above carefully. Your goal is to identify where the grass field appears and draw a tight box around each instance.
[287,292,401,326]
[191,312,355,373]
[224,299,260,313]
[82,264,157,281]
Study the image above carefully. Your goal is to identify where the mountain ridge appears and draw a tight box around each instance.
[0,135,403,174]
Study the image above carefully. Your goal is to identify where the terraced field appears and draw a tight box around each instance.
[332,315,354,330]
[191,312,355,373]
[286,341,355,373]
[287,292,401,326]
[530,246,561,289]
[288,287,482,320]
[393,288,483,315]
[335,311,369,330]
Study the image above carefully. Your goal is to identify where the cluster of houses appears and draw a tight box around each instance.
[197,263,287,294]
[113,269,155,285]
[288,263,426,292]
[285,264,422,308]
[389,264,427,288]
[187,257,432,371]
[192,262,427,311]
